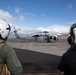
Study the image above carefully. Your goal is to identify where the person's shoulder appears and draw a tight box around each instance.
[61,50,70,59]
[62,52,67,58]
[1,43,15,54]
[62,48,73,59]
[3,43,13,50]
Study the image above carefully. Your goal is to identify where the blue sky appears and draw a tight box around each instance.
[0,0,76,34]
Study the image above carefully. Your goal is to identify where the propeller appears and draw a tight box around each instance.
[13,26,20,32]
[11,26,21,33]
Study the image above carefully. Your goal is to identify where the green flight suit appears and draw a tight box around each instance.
[0,43,22,75]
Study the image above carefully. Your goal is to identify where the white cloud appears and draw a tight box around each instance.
[37,25,70,34]
[11,25,33,34]
[67,21,76,25]
[25,12,35,17]
[67,4,72,9]
[15,8,21,14]
[0,9,69,35]
[0,9,13,22]
[19,15,25,21]
[0,9,70,35]
[12,24,70,35]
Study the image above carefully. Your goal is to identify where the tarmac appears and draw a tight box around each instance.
[6,38,70,73]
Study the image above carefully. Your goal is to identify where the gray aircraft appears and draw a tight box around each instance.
[13,27,58,42]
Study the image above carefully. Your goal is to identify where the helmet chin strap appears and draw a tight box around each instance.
[0,34,7,42]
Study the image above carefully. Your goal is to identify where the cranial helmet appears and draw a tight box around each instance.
[0,19,11,42]
[68,23,76,45]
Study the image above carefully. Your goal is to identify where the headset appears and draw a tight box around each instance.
[68,23,76,45]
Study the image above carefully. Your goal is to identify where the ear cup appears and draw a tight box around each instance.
[68,23,76,45]
[67,36,74,45]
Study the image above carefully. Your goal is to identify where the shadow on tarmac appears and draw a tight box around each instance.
[13,48,61,73]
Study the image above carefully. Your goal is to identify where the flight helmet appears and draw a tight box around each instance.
[68,23,76,45]
[0,19,11,42]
